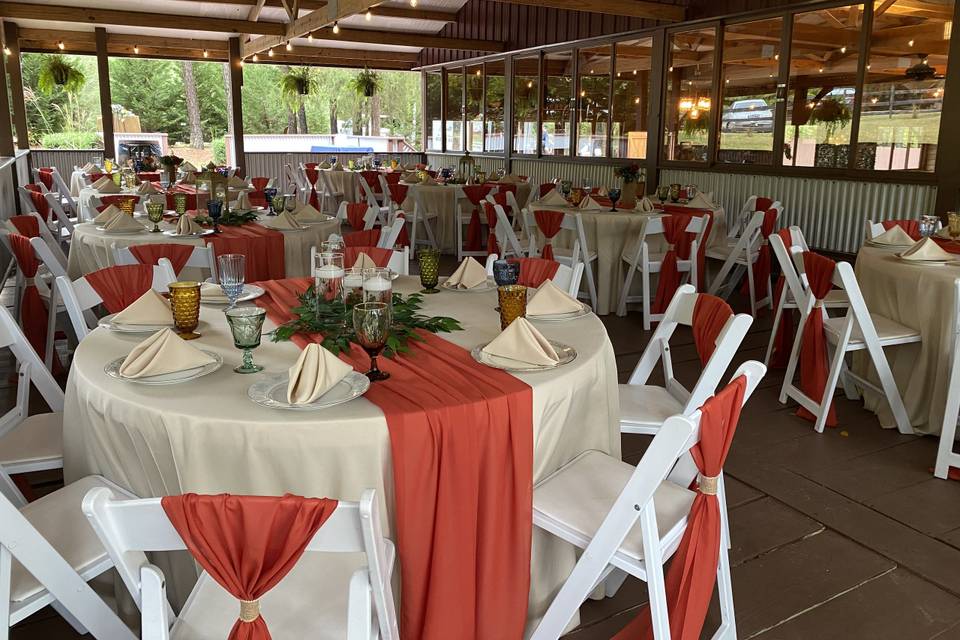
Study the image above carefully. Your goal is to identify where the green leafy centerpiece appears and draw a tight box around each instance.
[192,210,259,226]
[272,285,462,357]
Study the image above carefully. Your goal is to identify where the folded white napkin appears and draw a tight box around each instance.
[267,210,303,230]
[103,213,146,233]
[111,290,172,325]
[688,192,716,208]
[319,161,332,169]
[536,189,568,207]
[200,282,230,302]
[97,180,121,194]
[331,163,344,172]
[401,171,419,183]
[179,172,196,185]
[635,197,656,213]
[137,182,159,195]
[446,257,488,289]
[421,175,440,185]
[175,215,203,236]
[286,343,354,405]
[293,203,325,222]
[227,175,248,189]
[527,280,582,316]
[93,205,123,225]
[499,174,522,184]
[180,161,197,172]
[579,196,604,211]
[83,163,102,174]
[119,328,216,379]
[353,252,377,271]
[482,317,559,366]
[900,237,953,261]
[92,176,112,189]
[871,225,915,246]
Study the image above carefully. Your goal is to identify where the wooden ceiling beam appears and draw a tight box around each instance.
[180,0,327,9]
[242,0,383,57]
[367,6,457,22]
[0,2,287,36]
[489,0,684,22]
[299,27,505,52]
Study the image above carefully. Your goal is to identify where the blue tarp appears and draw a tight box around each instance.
[309,146,375,153]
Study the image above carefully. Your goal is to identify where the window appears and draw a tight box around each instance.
[543,51,573,156]
[484,60,505,153]
[513,55,539,154]
[22,53,101,150]
[445,68,464,152]
[717,18,783,165]
[612,38,653,159]
[466,64,484,152]
[783,6,863,168]
[664,27,716,162]
[425,71,442,151]
[576,45,612,157]
[856,0,952,171]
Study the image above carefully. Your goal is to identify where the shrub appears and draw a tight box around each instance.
[211,137,226,164]
[39,131,103,149]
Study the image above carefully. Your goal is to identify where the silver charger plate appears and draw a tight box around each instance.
[865,239,912,249]
[527,303,591,322]
[97,314,173,334]
[248,371,370,411]
[894,252,952,266]
[162,229,215,238]
[104,350,222,385]
[96,225,147,234]
[471,340,577,372]
[200,284,266,305]
[440,278,497,293]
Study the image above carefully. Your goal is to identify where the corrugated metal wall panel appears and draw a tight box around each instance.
[29,149,104,182]
[512,159,646,193]
[425,153,506,175]
[245,152,425,191]
[660,169,937,254]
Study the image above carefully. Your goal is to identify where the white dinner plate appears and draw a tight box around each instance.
[527,303,591,322]
[894,252,953,266]
[471,340,577,372]
[865,239,913,249]
[162,229,215,238]
[248,371,370,411]
[200,284,266,305]
[97,314,173,334]
[96,225,148,234]
[104,350,222,385]
[440,278,497,293]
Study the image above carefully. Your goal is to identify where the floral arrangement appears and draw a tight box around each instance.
[615,163,642,184]
[37,55,86,95]
[160,154,183,167]
[272,287,462,357]
[809,97,852,141]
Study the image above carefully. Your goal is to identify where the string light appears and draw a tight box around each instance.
[332,21,340,34]
[908,39,915,46]
[365,9,372,20]
[871,97,878,104]
[203,49,209,58]
[410,0,418,6]
[818,67,824,73]
[286,41,292,51]
[632,69,637,75]
[57,41,65,50]
[774,53,779,60]
[840,46,847,54]
[267,47,274,57]
[475,68,481,76]
[252,53,259,62]
[634,97,640,104]
[308,32,314,41]
[133,44,139,54]
[2,46,10,56]
[526,80,532,88]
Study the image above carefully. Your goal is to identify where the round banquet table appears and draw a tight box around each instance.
[66,213,340,280]
[399,182,533,254]
[321,169,360,203]
[63,276,620,632]
[854,245,958,435]
[527,203,727,316]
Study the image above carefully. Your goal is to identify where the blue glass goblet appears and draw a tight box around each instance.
[608,188,622,212]
[264,187,279,216]
[207,199,224,233]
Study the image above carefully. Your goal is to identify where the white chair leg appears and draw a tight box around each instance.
[50,600,89,636]
[764,297,787,366]
[814,334,850,433]
[0,545,11,640]
[583,259,598,311]
[44,287,59,372]
[642,264,652,331]
[603,567,628,598]
[865,342,915,435]
[640,507,671,640]
[935,344,960,479]
[618,260,638,318]
[746,262,758,317]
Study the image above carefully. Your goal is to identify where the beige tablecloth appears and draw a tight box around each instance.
[321,169,360,203]
[67,214,340,280]
[63,276,619,633]
[527,203,727,315]
[854,246,956,435]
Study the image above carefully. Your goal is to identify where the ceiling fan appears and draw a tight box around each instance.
[905,54,944,81]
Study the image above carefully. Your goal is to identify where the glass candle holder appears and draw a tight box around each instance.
[173,193,188,217]
[497,285,528,330]
[363,267,393,308]
[112,172,123,187]
[224,306,266,374]
[656,185,670,201]
[418,248,440,294]
[314,251,345,307]
[343,267,365,306]
[948,212,960,240]
[146,201,164,232]
[168,281,202,340]
[321,239,345,254]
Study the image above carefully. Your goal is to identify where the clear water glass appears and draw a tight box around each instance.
[363,268,393,308]
[217,253,246,309]
[314,251,345,305]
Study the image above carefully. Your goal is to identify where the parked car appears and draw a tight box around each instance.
[722,99,774,133]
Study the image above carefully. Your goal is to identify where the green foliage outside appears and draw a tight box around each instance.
[39,131,102,149]
[21,53,422,149]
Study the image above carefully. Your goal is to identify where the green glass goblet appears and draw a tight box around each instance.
[417,248,440,294]
[224,306,266,374]
[173,193,188,217]
[146,201,164,233]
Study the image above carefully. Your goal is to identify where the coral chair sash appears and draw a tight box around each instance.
[8,215,40,238]
[9,234,58,369]
[129,244,195,274]
[37,169,55,190]
[360,171,381,193]
[253,279,533,640]
[345,202,369,229]
[344,229,381,248]
[755,196,773,212]
[85,264,156,314]
[770,228,797,369]
[692,295,733,366]
[797,252,838,426]
[652,213,693,315]
[251,177,270,191]
[304,167,320,209]
[27,189,50,221]
[388,183,409,207]
[881,219,921,240]
[533,210,565,261]
[742,208,779,300]
[509,257,560,288]
[460,185,493,252]
[344,246,393,268]
[483,202,499,255]
[614,376,748,640]
[161,493,338,640]
[137,172,160,182]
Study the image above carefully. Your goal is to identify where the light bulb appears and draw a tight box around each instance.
[632,69,637,75]
[332,22,340,34]
[818,67,824,73]
[634,97,640,104]
[840,46,847,53]
[252,53,259,62]
[133,45,139,54]
[365,9,372,20]
[410,0,418,6]
[268,48,274,57]
[908,39,915,46]
[286,41,292,51]
[2,46,10,56]
[203,49,209,58]
[526,81,532,88]
[57,41,65,50]
[308,32,314,41]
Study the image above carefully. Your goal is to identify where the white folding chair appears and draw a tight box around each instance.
[53,261,177,344]
[359,176,390,222]
[617,214,710,328]
[309,246,409,276]
[707,209,779,316]
[42,192,78,240]
[764,227,848,366]
[780,254,919,434]
[33,168,77,215]
[491,204,527,258]
[378,218,405,249]
[407,188,439,251]
[337,202,380,231]
[731,196,781,240]
[862,218,937,243]
[529,362,766,640]
[484,254,583,298]
[935,278,960,480]
[620,284,753,435]
[113,243,218,282]
[82,487,400,640]
[284,163,306,201]
[455,189,495,263]
[318,170,346,216]
[524,209,599,310]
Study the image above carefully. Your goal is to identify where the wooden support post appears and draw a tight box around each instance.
[3,23,29,149]
[0,39,15,158]
[95,28,114,159]
[228,37,246,175]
